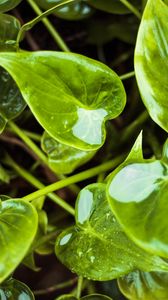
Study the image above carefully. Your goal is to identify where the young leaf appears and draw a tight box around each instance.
[35,0,94,20]
[135,0,168,132]
[41,131,96,174]
[0,0,22,12]
[118,271,168,300]
[88,0,140,14]
[0,14,21,51]
[57,295,112,300]
[55,184,168,281]
[0,67,26,133]
[0,199,38,283]
[0,51,126,150]
[107,136,168,258]
[0,278,35,299]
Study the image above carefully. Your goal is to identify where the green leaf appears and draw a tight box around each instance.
[55,184,168,281]
[135,0,168,132]
[0,0,22,12]
[0,278,34,299]
[0,199,38,283]
[0,67,26,133]
[0,14,21,51]
[88,0,140,14]
[118,271,168,300]
[57,295,112,300]
[0,51,126,150]
[41,131,96,174]
[107,136,168,258]
[35,0,94,20]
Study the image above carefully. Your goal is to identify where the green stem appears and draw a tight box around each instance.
[120,71,135,81]
[34,277,77,296]
[119,0,141,19]
[23,0,73,51]
[4,153,75,215]
[121,111,149,143]
[76,276,83,299]
[8,121,48,164]
[22,130,41,142]
[21,154,125,202]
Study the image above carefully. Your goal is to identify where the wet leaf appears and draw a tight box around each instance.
[118,271,168,300]
[0,14,20,51]
[0,51,126,150]
[55,184,168,281]
[107,134,168,258]
[35,0,94,20]
[0,199,38,283]
[41,131,96,174]
[0,278,34,299]
[135,0,168,132]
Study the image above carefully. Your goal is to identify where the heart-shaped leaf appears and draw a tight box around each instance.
[41,131,96,174]
[0,51,126,150]
[0,0,22,12]
[35,0,94,20]
[55,183,168,281]
[0,67,26,133]
[107,134,168,258]
[0,199,38,283]
[88,0,140,14]
[56,294,112,300]
[0,278,35,299]
[135,0,168,132]
[0,14,20,51]
[118,271,168,300]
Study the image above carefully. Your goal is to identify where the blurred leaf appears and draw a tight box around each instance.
[0,0,22,12]
[0,278,35,299]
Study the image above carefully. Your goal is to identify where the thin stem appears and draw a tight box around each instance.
[119,0,141,19]
[120,71,135,81]
[22,130,41,142]
[76,276,83,299]
[20,0,75,51]
[34,277,77,295]
[4,153,75,215]
[21,154,125,202]
[8,121,48,164]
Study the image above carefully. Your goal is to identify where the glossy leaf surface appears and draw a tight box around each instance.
[0,278,34,299]
[0,0,22,12]
[0,51,126,150]
[56,184,168,281]
[41,131,96,174]
[107,134,168,257]
[57,294,112,300]
[35,0,94,20]
[0,14,20,51]
[88,0,140,14]
[0,67,26,133]
[0,199,38,283]
[135,0,168,132]
[118,271,168,300]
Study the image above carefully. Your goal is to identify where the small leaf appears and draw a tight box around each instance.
[0,278,34,299]
[0,199,38,283]
[135,0,168,132]
[41,131,96,174]
[125,131,143,161]
[56,184,168,281]
[0,51,126,150]
[56,294,112,300]
[0,67,26,133]
[107,137,168,257]
[0,0,22,12]
[118,271,168,300]
[35,0,94,20]
[0,14,21,51]
[88,0,141,14]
